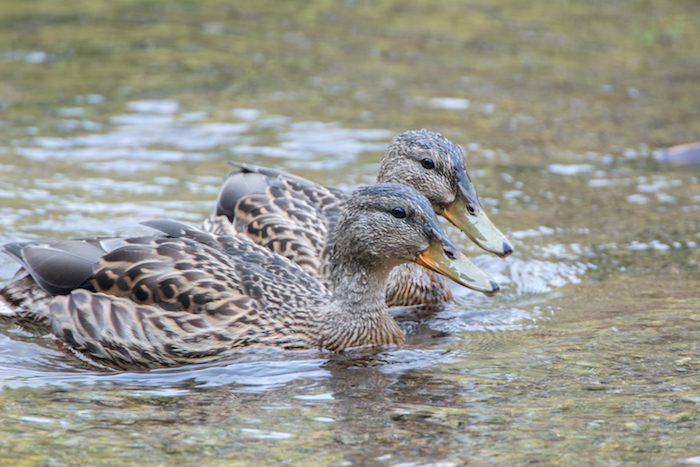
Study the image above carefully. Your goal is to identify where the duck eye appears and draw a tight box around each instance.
[390,207,407,219]
[467,204,476,215]
[421,158,435,170]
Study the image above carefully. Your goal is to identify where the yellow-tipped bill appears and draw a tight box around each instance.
[442,196,513,258]
[416,240,499,296]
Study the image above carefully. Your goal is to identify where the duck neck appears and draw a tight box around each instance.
[319,255,405,351]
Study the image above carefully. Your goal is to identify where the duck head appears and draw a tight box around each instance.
[333,183,499,296]
[378,129,513,258]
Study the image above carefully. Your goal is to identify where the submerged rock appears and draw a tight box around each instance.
[656,142,700,167]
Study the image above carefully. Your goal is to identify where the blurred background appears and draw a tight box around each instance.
[0,0,699,464]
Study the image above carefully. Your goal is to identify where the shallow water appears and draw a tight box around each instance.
[1,0,699,464]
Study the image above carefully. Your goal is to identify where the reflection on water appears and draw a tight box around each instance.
[0,0,699,464]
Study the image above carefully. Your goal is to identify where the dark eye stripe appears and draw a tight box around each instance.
[391,207,406,219]
[421,158,435,170]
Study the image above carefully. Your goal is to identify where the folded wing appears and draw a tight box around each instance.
[4,222,328,368]
[204,163,346,279]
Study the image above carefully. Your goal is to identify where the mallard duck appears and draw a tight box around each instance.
[203,129,512,307]
[1,183,498,370]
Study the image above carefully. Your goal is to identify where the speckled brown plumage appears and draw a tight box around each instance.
[207,165,344,279]
[384,263,453,307]
[205,130,510,306]
[42,231,328,369]
[1,183,463,369]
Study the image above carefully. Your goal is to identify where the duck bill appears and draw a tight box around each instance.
[442,194,513,258]
[416,240,500,296]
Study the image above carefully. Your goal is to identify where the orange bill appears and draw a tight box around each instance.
[416,239,500,296]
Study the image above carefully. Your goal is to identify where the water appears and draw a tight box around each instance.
[1,0,699,464]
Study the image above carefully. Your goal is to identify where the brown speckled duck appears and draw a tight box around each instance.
[1,183,497,370]
[203,129,512,307]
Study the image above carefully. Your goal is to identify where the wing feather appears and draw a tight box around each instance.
[205,166,346,279]
[3,224,328,367]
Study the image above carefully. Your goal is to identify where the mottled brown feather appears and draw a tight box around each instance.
[2,183,455,369]
[206,166,450,305]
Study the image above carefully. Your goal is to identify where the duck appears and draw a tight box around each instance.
[0,183,498,370]
[203,129,512,307]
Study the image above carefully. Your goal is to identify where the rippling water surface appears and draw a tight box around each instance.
[0,1,699,464]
